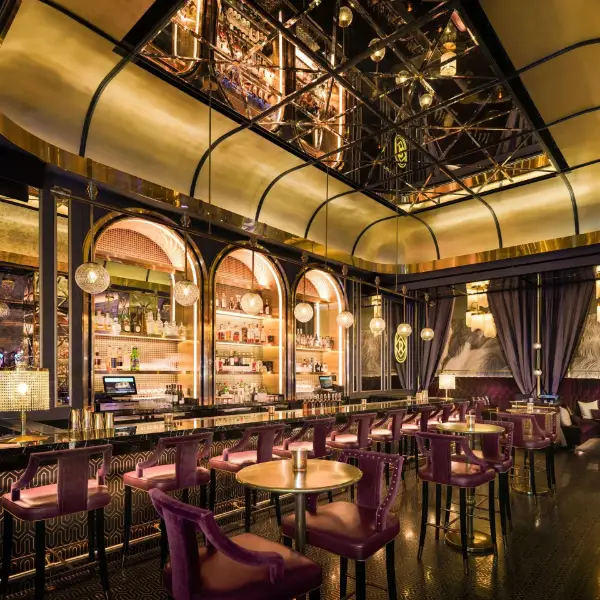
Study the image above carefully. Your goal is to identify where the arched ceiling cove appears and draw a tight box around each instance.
[0,0,598,271]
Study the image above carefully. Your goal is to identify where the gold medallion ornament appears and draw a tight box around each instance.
[394,134,407,169]
[394,331,407,363]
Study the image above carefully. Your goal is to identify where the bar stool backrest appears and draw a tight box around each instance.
[352,413,377,448]
[416,405,436,432]
[479,419,514,462]
[439,404,453,423]
[497,413,546,447]
[223,424,286,463]
[386,408,408,439]
[10,445,112,515]
[136,432,213,489]
[149,488,285,600]
[282,418,335,458]
[451,401,469,423]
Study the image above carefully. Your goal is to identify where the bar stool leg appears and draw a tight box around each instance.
[414,440,419,478]
[309,588,321,600]
[122,485,132,560]
[498,472,507,538]
[385,442,392,486]
[503,472,513,528]
[385,540,397,600]
[34,520,46,600]
[550,445,557,492]
[434,483,442,540]
[87,509,96,562]
[159,518,168,568]
[528,450,537,500]
[244,487,252,532]
[209,469,216,512]
[199,483,207,509]
[1,511,14,597]
[398,439,405,481]
[443,485,452,530]
[417,480,428,560]
[272,493,282,526]
[95,507,110,595]
[339,556,348,599]
[458,488,468,575]
[355,560,366,600]
[488,479,497,553]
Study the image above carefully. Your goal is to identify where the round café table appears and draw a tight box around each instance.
[236,459,362,553]
[437,421,504,554]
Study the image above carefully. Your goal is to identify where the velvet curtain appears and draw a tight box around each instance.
[418,294,454,391]
[488,277,536,395]
[542,268,595,395]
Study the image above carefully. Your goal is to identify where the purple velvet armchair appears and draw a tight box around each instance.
[149,488,322,600]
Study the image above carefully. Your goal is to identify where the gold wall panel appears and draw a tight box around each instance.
[259,167,356,239]
[485,175,574,247]
[307,193,396,255]
[520,45,600,124]
[53,0,157,40]
[565,162,600,235]
[194,126,305,221]
[352,216,438,265]
[87,61,236,198]
[549,111,600,168]
[481,0,600,69]
[418,199,498,259]
[0,0,120,154]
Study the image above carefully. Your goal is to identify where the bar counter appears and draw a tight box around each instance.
[0,397,453,578]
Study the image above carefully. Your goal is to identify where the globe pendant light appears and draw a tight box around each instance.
[295,262,313,323]
[241,246,263,316]
[336,265,354,329]
[75,181,110,295]
[419,92,434,109]
[370,277,386,336]
[369,38,386,62]
[174,213,199,306]
[420,293,434,341]
[338,5,353,28]
[397,285,412,337]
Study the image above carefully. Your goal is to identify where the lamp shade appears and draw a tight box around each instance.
[0,369,50,412]
[338,5,353,27]
[241,292,263,316]
[369,316,386,336]
[369,38,386,62]
[439,373,456,390]
[174,279,199,306]
[397,323,412,337]
[420,327,434,341]
[294,302,314,323]
[75,262,110,294]
[336,311,354,329]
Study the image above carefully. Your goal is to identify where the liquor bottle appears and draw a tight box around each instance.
[123,315,131,333]
[122,345,131,370]
[130,347,140,371]
[267,329,275,344]
[134,312,141,333]
[264,296,270,315]
[94,351,102,368]
[235,295,242,310]
[215,294,220,310]
[232,323,240,343]
[178,385,185,405]
[241,324,248,343]
[106,345,114,371]
[228,296,235,310]
[310,357,314,373]
[259,325,266,344]
[116,347,123,370]
[96,310,104,331]
[224,322,232,341]
[221,292,227,310]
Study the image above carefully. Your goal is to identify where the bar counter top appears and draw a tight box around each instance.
[0,397,456,471]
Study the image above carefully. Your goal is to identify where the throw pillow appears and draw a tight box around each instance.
[578,400,599,420]
[559,406,572,427]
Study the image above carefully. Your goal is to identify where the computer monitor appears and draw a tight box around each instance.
[319,375,333,390]
[103,375,137,396]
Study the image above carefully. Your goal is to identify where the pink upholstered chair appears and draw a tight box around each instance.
[282,449,403,600]
[209,424,285,531]
[415,431,496,574]
[149,488,322,600]
[123,432,213,566]
[1,445,112,600]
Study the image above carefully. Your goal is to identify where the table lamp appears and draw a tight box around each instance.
[439,373,456,400]
[0,368,50,443]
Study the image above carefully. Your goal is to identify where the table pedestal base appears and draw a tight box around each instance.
[512,481,550,496]
[294,493,307,554]
[445,530,494,554]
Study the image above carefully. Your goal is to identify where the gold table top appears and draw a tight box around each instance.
[506,407,555,414]
[236,459,362,494]
[437,422,504,435]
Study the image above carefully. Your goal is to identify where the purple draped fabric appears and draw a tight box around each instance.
[418,294,454,391]
[488,277,536,395]
[542,269,594,394]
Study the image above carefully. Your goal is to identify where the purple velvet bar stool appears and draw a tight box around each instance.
[498,413,551,499]
[1,445,112,600]
[448,401,469,423]
[470,398,488,420]
[426,404,454,431]
[326,412,375,451]
[273,417,334,459]
[400,405,435,477]
[370,408,407,483]
[209,424,285,531]
[450,420,514,538]
[415,431,496,574]
[534,410,558,493]
[281,449,403,600]
[122,432,213,566]
[149,488,322,600]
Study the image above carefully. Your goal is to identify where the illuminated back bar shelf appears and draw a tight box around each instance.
[214,250,284,401]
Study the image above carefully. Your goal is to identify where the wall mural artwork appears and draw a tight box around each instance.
[568,298,600,379]
[439,293,510,377]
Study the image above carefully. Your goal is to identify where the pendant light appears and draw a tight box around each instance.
[295,254,313,323]
[174,213,199,306]
[336,265,354,329]
[369,38,386,62]
[241,242,263,315]
[397,287,412,337]
[420,293,435,341]
[394,203,411,336]
[75,181,110,295]
[370,276,386,336]
[338,5,353,28]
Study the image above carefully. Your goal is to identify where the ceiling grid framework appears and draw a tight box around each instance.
[0,0,598,270]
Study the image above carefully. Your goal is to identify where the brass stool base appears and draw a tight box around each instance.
[445,530,495,554]
[512,482,550,496]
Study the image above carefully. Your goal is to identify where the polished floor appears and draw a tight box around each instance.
[7,444,600,599]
